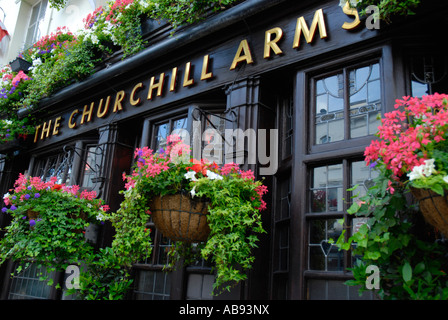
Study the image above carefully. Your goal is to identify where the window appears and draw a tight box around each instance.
[408,53,448,97]
[301,57,383,300]
[313,62,381,146]
[271,91,293,300]
[153,116,188,151]
[33,147,74,184]
[81,145,99,188]
[25,0,48,49]
[8,264,56,300]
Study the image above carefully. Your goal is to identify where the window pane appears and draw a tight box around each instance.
[8,264,54,300]
[134,270,171,300]
[308,219,343,271]
[315,74,345,145]
[349,63,381,139]
[310,164,343,213]
[350,160,379,200]
[154,122,169,151]
[82,147,97,188]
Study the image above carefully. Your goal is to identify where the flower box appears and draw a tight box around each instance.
[9,57,32,73]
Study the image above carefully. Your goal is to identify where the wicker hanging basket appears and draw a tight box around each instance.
[410,187,448,237]
[150,193,210,242]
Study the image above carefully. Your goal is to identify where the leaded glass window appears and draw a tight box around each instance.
[314,62,381,145]
[33,149,74,184]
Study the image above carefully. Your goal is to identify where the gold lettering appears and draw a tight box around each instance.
[81,102,94,124]
[130,82,144,106]
[292,8,327,49]
[41,120,52,140]
[97,96,111,118]
[264,27,283,58]
[69,109,79,129]
[147,73,165,100]
[230,39,254,70]
[34,125,41,143]
[53,117,62,136]
[200,55,213,80]
[341,2,361,30]
[170,67,178,92]
[113,90,126,113]
[183,62,194,87]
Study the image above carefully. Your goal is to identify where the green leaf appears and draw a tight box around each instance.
[402,262,413,283]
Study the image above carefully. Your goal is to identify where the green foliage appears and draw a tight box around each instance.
[67,247,134,300]
[48,0,68,11]
[22,32,99,108]
[67,176,152,300]
[150,0,243,30]
[335,173,448,299]
[187,171,265,294]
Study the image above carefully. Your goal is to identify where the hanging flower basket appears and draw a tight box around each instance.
[150,192,210,243]
[411,187,448,237]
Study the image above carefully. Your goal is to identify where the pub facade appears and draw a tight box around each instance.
[0,0,447,300]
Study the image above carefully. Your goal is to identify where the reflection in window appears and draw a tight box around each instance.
[315,73,344,144]
[25,0,48,48]
[350,160,379,200]
[34,149,74,184]
[315,62,381,144]
[154,117,188,151]
[82,146,98,188]
[310,164,343,213]
[349,63,381,139]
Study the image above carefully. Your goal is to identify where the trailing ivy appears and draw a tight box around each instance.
[335,173,448,299]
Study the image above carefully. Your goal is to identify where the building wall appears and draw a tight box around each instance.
[0,0,447,301]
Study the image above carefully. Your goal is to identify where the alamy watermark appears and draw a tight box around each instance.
[365,265,380,290]
[65,265,80,290]
[169,121,279,176]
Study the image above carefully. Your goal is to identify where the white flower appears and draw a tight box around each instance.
[91,34,99,45]
[184,171,198,181]
[443,176,448,184]
[206,170,223,180]
[408,164,425,181]
[408,159,436,181]
[3,192,9,199]
[190,186,196,198]
[96,212,106,221]
[422,159,436,176]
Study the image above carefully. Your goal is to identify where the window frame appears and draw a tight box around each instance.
[308,57,384,155]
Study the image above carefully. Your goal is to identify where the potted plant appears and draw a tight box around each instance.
[334,93,448,300]
[80,0,154,58]
[118,134,268,294]
[0,173,109,284]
